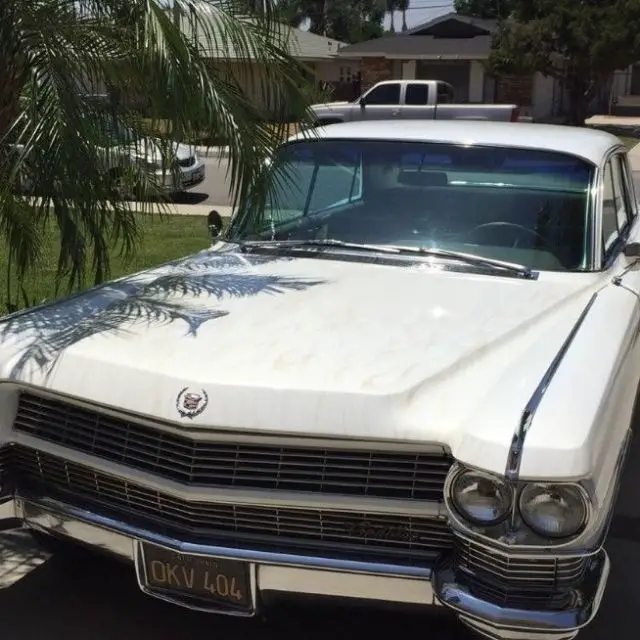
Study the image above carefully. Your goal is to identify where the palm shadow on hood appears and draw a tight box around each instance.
[0,252,327,379]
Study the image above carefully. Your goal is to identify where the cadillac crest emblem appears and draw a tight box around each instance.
[176,387,209,419]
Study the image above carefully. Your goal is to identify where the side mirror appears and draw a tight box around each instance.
[207,209,223,241]
[624,241,640,257]
[359,97,367,107]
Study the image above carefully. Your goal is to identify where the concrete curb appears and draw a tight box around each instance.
[126,202,234,217]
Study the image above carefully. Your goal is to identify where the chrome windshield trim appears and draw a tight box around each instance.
[504,292,598,484]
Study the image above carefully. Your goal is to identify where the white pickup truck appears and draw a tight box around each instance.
[308,79,520,125]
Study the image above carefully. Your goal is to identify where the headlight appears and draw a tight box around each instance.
[451,470,512,526]
[519,483,587,538]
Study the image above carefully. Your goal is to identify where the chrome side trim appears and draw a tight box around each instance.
[505,292,598,483]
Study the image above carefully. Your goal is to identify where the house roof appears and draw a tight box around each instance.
[338,12,496,59]
[405,12,497,36]
[184,15,345,61]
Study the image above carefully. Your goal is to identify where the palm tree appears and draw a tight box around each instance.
[398,0,408,31]
[0,0,314,312]
[387,0,397,32]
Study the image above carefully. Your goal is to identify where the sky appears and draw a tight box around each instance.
[384,0,453,30]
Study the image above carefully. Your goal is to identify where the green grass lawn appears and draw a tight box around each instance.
[0,214,210,312]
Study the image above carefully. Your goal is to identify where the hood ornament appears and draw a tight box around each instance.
[176,387,209,419]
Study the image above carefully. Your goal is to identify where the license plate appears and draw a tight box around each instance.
[136,543,254,614]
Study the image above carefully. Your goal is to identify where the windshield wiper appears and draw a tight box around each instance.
[239,239,535,279]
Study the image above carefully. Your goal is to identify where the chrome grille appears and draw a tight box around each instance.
[9,446,452,564]
[455,537,589,610]
[13,392,452,501]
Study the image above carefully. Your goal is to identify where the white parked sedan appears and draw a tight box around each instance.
[16,113,205,197]
[0,120,637,640]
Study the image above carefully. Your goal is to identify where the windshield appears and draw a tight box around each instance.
[85,108,140,146]
[227,139,596,272]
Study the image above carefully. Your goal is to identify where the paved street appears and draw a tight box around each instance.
[183,154,232,207]
[1,424,640,639]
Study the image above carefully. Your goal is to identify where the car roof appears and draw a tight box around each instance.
[290,120,622,165]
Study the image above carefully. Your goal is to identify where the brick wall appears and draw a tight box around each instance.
[495,74,534,107]
[360,57,393,92]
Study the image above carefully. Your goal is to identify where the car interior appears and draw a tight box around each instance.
[238,142,594,272]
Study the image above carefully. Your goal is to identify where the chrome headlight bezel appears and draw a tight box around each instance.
[518,482,589,539]
[449,468,513,527]
[445,463,596,548]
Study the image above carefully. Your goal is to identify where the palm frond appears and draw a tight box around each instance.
[0,0,315,312]
[0,251,327,376]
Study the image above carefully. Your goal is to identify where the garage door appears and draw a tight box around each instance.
[416,62,471,102]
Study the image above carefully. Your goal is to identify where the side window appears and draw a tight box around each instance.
[405,83,430,106]
[364,83,401,105]
[602,156,632,254]
[618,154,637,219]
[437,83,454,104]
[611,157,630,229]
[602,161,619,251]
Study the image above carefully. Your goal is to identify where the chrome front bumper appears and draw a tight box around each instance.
[153,160,205,193]
[0,496,609,640]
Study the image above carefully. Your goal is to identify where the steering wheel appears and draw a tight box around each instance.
[463,222,550,249]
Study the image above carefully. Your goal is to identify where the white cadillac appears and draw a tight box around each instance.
[0,120,637,639]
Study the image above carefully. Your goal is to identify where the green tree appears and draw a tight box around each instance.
[278,0,384,43]
[453,0,512,19]
[489,0,640,125]
[0,0,313,311]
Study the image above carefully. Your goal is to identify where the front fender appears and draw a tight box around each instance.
[520,283,640,491]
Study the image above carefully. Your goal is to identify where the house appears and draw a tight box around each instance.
[336,12,576,122]
[188,19,353,115]
[610,65,640,116]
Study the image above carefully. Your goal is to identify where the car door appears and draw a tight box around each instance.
[358,83,402,121]
[400,83,437,119]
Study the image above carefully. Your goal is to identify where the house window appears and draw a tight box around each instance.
[340,66,355,83]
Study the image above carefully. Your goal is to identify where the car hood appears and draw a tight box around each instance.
[120,138,195,164]
[0,250,601,473]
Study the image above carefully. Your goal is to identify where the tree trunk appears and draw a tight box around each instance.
[564,68,593,127]
[0,4,24,181]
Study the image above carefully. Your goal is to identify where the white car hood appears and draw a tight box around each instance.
[0,250,599,473]
[120,138,195,164]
